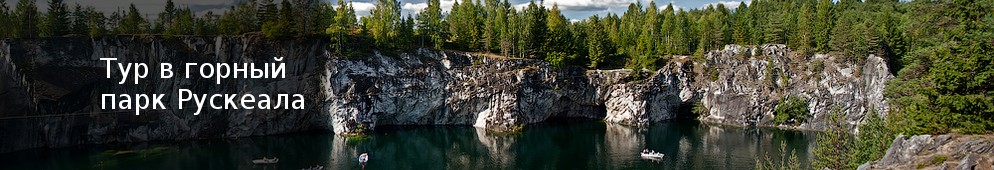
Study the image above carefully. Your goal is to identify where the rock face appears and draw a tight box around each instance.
[696,44,893,131]
[0,36,890,153]
[0,36,690,153]
[323,49,689,134]
[860,134,994,170]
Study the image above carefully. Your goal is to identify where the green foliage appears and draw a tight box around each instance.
[691,101,708,116]
[772,96,809,126]
[13,0,39,38]
[585,15,612,68]
[116,4,146,34]
[813,108,856,170]
[852,110,895,168]
[755,142,802,170]
[0,1,12,38]
[367,0,401,47]
[809,59,825,74]
[40,0,69,37]
[885,0,994,135]
[415,0,445,49]
[544,52,567,68]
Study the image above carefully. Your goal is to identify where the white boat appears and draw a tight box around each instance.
[640,150,664,159]
[252,157,279,164]
[358,153,369,163]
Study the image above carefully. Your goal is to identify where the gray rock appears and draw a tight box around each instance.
[864,134,994,170]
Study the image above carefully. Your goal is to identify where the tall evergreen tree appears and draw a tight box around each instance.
[793,3,814,53]
[85,7,106,36]
[166,7,194,35]
[0,1,11,38]
[13,0,39,38]
[586,15,612,68]
[520,1,545,58]
[154,0,176,33]
[415,0,445,49]
[814,0,834,52]
[813,109,855,170]
[258,0,278,24]
[636,1,659,57]
[70,4,87,35]
[117,4,146,34]
[368,0,400,47]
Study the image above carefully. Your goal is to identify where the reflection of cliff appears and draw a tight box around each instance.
[657,122,815,169]
[603,123,643,165]
[475,127,516,168]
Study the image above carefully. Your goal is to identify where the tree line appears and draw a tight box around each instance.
[1,0,991,136]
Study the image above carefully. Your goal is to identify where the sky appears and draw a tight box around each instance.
[2,0,752,20]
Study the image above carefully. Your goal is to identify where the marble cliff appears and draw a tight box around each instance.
[0,36,892,153]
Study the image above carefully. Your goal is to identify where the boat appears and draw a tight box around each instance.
[640,149,664,159]
[252,157,279,164]
[358,153,369,163]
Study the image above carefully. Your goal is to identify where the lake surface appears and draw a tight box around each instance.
[0,119,816,170]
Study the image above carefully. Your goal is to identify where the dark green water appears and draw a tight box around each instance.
[0,119,816,170]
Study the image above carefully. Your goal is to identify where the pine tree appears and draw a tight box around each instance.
[0,1,11,38]
[117,4,145,34]
[793,3,814,53]
[586,15,611,68]
[852,110,893,168]
[731,2,750,45]
[659,4,676,54]
[636,1,659,57]
[258,0,278,24]
[13,0,39,38]
[415,0,445,49]
[154,0,176,33]
[813,108,855,170]
[86,7,106,36]
[814,0,834,52]
[520,1,546,58]
[545,4,570,55]
[70,4,87,35]
[166,7,194,35]
[368,0,400,47]
[327,0,358,54]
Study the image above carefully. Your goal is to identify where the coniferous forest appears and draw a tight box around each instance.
[0,0,992,166]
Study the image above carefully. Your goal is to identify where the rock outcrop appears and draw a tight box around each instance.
[0,36,891,153]
[323,49,689,134]
[860,134,994,170]
[696,44,893,131]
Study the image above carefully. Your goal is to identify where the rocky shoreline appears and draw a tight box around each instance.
[0,36,891,154]
[860,134,994,170]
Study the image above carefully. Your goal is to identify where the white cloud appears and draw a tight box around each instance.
[540,0,634,12]
[349,2,376,16]
[402,2,428,12]
[700,1,750,9]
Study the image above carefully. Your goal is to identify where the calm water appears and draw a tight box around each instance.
[0,119,816,170]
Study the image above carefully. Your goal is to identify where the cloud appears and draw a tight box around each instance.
[349,1,377,16]
[401,2,428,12]
[541,0,634,12]
[700,1,750,9]
[398,0,456,16]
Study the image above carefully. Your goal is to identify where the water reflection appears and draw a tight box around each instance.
[0,119,815,170]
